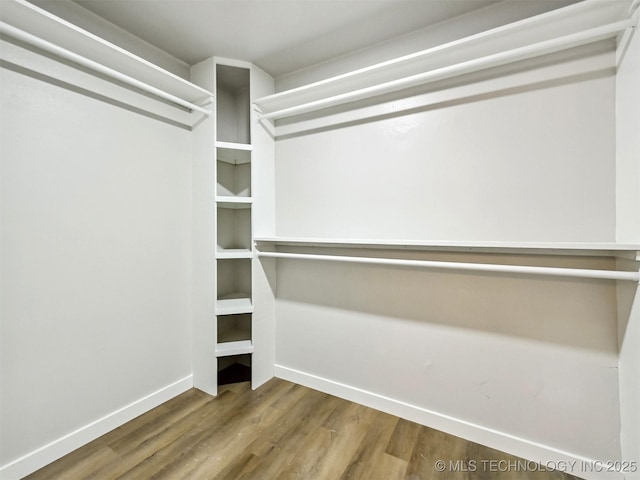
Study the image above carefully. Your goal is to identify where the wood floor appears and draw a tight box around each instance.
[25,378,581,480]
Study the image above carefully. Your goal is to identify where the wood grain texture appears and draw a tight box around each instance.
[24,378,582,480]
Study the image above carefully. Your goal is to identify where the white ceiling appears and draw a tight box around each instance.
[71,0,503,78]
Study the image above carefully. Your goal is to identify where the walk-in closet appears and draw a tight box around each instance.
[1,0,639,478]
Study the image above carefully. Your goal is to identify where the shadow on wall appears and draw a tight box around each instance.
[270,248,628,354]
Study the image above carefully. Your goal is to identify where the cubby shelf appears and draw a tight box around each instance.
[216,196,252,207]
[215,141,253,151]
[216,339,253,357]
[217,147,252,165]
[216,248,253,259]
[254,238,640,282]
[215,295,253,315]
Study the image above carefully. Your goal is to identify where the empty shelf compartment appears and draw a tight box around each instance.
[216,313,252,356]
[218,354,251,386]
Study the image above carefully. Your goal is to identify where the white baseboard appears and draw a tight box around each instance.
[275,365,624,480]
[0,375,193,480]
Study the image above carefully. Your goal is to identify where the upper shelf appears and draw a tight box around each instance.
[0,0,213,109]
[254,0,636,120]
[254,237,640,258]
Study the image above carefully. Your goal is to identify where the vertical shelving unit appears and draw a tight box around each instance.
[192,56,274,396]
[214,60,254,386]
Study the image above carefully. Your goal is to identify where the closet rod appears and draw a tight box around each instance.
[0,22,212,116]
[256,18,633,121]
[257,251,640,282]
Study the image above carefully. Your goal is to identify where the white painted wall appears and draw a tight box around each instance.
[0,47,192,476]
[616,7,640,477]
[190,58,217,396]
[618,281,640,479]
[275,45,616,243]
[275,251,620,464]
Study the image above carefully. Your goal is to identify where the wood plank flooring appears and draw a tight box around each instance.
[25,378,582,480]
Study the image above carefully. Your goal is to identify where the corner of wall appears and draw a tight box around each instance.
[615,9,640,473]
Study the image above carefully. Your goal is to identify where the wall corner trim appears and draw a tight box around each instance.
[0,375,194,480]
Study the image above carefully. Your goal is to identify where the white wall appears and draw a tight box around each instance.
[618,281,640,479]
[616,6,640,476]
[616,16,640,244]
[275,250,620,463]
[0,46,192,477]
[275,45,616,243]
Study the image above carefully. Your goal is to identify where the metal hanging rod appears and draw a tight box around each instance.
[256,251,640,282]
[0,22,213,116]
[256,18,634,121]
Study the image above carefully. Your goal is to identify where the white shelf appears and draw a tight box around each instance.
[216,196,252,208]
[216,248,253,259]
[215,141,253,151]
[216,339,253,357]
[254,237,640,257]
[215,294,253,315]
[256,239,640,283]
[1,0,213,106]
[254,0,634,120]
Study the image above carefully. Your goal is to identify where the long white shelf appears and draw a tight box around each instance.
[255,237,640,257]
[254,0,635,120]
[0,0,213,112]
[256,250,640,282]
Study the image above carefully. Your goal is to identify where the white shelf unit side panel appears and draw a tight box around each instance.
[215,296,254,316]
[215,340,254,357]
[251,64,277,390]
[190,57,218,397]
